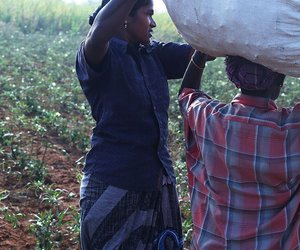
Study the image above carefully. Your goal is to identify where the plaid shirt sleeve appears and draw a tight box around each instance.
[178,88,300,249]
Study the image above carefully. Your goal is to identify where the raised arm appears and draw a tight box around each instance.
[179,51,215,95]
[84,0,138,66]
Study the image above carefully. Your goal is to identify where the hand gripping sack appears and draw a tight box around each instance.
[163,0,300,77]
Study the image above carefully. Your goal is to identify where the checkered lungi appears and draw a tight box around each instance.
[80,172,183,250]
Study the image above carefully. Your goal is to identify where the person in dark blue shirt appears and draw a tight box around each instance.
[76,0,192,249]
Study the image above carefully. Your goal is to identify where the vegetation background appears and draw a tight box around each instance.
[0,0,299,249]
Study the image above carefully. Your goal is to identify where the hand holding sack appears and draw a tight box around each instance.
[163,0,300,77]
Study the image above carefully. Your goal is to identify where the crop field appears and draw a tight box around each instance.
[0,0,299,249]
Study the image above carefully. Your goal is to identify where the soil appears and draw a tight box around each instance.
[0,128,83,249]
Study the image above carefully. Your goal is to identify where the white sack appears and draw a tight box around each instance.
[163,0,300,77]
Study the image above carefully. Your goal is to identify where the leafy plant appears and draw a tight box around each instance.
[0,190,10,201]
[0,206,25,228]
[29,209,68,250]
[40,186,64,205]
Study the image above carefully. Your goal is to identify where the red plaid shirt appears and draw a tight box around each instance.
[179,88,300,250]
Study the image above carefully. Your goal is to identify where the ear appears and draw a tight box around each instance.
[126,15,134,25]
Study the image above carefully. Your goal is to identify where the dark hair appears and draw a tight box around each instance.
[89,0,152,25]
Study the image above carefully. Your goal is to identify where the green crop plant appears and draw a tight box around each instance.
[66,205,80,243]
[40,186,64,206]
[27,180,46,198]
[29,208,68,250]
[29,210,55,250]
[0,206,25,228]
[0,190,10,201]
[26,159,48,182]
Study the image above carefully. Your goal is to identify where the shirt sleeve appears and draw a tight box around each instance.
[178,88,212,195]
[155,42,193,79]
[178,88,213,132]
[75,41,110,85]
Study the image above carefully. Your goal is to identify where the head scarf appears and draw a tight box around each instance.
[225,56,282,90]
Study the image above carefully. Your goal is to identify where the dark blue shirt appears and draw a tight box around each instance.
[76,38,192,191]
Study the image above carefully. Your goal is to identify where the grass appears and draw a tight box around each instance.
[0,0,95,34]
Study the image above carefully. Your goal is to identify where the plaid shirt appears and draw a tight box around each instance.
[179,88,300,250]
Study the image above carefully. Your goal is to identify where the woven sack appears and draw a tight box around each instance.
[163,0,300,77]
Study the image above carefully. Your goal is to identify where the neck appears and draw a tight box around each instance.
[241,89,269,98]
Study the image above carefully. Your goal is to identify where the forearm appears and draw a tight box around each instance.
[84,0,137,65]
[90,0,137,41]
[179,51,207,94]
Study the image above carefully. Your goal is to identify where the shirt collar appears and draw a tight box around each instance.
[231,93,278,110]
[110,37,154,54]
